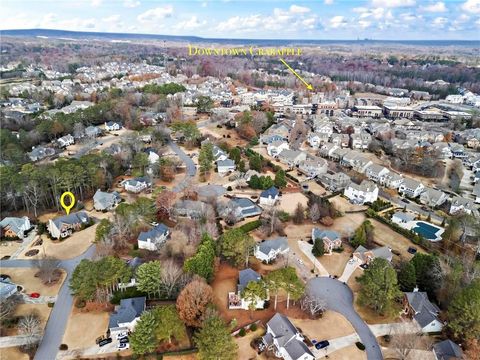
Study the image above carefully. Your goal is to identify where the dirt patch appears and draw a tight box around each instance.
[0,347,29,360]
[1,267,65,296]
[328,344,368,360]
[62,309,110,350]
[234,327,264,360]
[0,240,23,258]
[278,193,309,214]
[211,263,310,328]
[14,303,52,332]
[292,312,355,341]
[330,195,368,213]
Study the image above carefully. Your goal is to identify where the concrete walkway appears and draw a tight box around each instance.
[0,335,42,348]
[10,229,38,259]
[297,241,329,277]
[338,258,360,283]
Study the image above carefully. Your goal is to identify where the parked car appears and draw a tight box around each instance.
[118,342,130,350]
[116,332,128,340]
[119,337,129,344]
[360,264,368,270]
[30,293,40,298]
[98,338,112,347]
[407,247,417,254]
[315,340,330,349]
[401,198,410,204]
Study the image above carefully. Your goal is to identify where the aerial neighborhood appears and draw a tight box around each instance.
[0,26,479,360]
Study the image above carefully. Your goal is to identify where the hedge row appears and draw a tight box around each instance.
[238,219,262,233]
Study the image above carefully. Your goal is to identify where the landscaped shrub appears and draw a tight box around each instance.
[59,344,68,350]
[250,323,258,331]
[356,342,365,351]
[47,302,55,308]
[110,287,148,305]
[239,328,246,337]
[75,299,86,308]
[239,219,262,233]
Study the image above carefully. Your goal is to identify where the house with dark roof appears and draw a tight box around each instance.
[262,313,314,360]
[0,278,18,300]
[0,216,31,238]
[47,211,90,239]
[259,186,279,207]
[229,197,262,219]
[228,268,267,310]
[353,245,393,265]
[28,146,55,162]
[254,237,289,263]
[174,200,209,219]
[137,224,170,251]
[311,228,342,254]
[433,339,464,360]
[93,189,121,211]
[403,290,443,333]
[108,297,146,335]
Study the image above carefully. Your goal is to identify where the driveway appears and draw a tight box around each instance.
[297,241,329,277]
[338,259,360,283]
[168,140,197,193]
[307,277,383,360]
[0,245,96,360]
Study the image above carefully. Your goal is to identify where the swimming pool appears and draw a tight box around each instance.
[411,221,444,241]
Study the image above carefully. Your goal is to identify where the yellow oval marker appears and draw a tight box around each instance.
[60,192,76,215]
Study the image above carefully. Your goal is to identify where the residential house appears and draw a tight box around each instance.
[403,290,443,333]
[174,200,208,219]
[259,187,279,207]
[212,145,228,162]
[432,143,452,159]
[399,178,425,198]
[344,180,379,204]
[137,224,170,251]
[319,172,351,191]
[331,133,350,148]
[85,125,102,138]
[228,268,267,310]
[450,196,478,216]
[28,146,55,162]
[340,151,373,173]
[0,216,31,238]
[47,211,90,239]
[217,159,236,175]
[449,143,468,159]
[311,228,342,254]
[93,190,121,211]
[143,148,160,164]
[298,157,328,178]
[229,197,263,219]
[262,313,315,360]
[108,297,146,336]
[268,140,290,157]
[433,340,464,360]
[278,149,307,168]
[260,124,290,144]
[105,121,121,131]
[350,132,371,150]
[57,134,74,148]
[365,164,390,183]
[391,212,416,226]
[254,237,289,263]
[122,177,150,193]
[420,188,448,208]
[353,245,393,265]
[380,172,404,189]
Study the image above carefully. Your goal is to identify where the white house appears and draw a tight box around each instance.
[267,140,289,157]
[404,290,444,333]
[391,212,416,226]
[143,148,160,165]
[122,177,150,193]
[105,121,121,131]
[57,134,74,148]
[254,237,289,263]
[381,172,404,189]
[449,196,478,216]
[344,180,379,204]
[365,164,390,183]
[137,224,170,251]
[108,297,146,335]
[0,216,31,238]
[228,269,267,310]
[259,186,279,207]
[420,188,448,208]
[262,313,315,360]
[216,159,236,175]
[298,157,328,178]
[399,178,425,198]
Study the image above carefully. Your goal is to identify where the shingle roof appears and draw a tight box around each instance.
[138,224,169,242]
[257,237,289,256]
[260,186,279,199]
[109,297,146,328]
[312,228,340,241]
[0,217,29,236]
[238,268,261,292]
[433,340,463,360]
[405,291,441,328]
[51,211,89,228]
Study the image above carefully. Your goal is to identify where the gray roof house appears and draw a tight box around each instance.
[0,278,18,300]
[47,211,90,239]
[259,186,279,207]
[93,190,121,211]
[0,216,31,238]
[229,268,267,310]
[230,197,262,218]
[109,297,146,334]
[404,291,443,333]
[137,224,170,251]
[254,237,289,263]
[353,245,393,264]
[262,313,314,360]
[28,146,55,162]
[217,159,236,174]
[85,125,102,138]
[433,340,464,360]
[238,268,261,293]
[174,200,208,219]
[278,149,307,168]
[420,188,448,207]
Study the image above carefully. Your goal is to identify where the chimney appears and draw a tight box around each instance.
[413,286,419,293]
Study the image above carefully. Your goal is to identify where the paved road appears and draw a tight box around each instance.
[168,140,197,193]
[307,277,383,360]
[0,245,96,360]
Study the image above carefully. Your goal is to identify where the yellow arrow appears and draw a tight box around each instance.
[280,58,314,91]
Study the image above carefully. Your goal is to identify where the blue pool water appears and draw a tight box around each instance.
[411,221,442,241]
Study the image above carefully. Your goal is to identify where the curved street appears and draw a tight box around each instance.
[307,277,383,360]
[168,140,197,193]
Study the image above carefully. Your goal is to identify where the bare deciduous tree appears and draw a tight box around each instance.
[35,255,61,285]
[300,294,327,317]
[160,259,190,298]
[18,313,42,349]
[0,297,18,322]
[261,206,284,236]
[309,203,321,222]
[389,322,433,360]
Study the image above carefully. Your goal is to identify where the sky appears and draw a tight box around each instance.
[1,0,479,40]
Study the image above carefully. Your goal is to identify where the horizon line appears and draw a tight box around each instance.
[1,28,478,43]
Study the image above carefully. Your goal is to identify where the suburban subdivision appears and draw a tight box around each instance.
[0,3,479,360]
